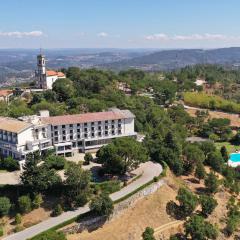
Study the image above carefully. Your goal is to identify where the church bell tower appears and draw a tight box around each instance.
[37,54,46,75]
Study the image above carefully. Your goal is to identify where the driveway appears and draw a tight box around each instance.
[0,171,20,185]
[3,161,162,240]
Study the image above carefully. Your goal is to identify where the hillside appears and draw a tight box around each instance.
[101,47,240,71]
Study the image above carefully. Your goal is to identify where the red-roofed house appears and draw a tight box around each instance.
[35,54,65,89]
[0,89,13,103]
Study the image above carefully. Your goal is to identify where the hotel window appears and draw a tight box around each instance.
[98,126,101,130]
[118,130,122,134]
[54,137,58,142]
[112,120,115,123]
[63,136,66,141]
[62,130,66,135]
[54,131,58,135]
[54,126,58,130]
[105,131,108,135]
[84,123,87,127]
[98,121,101,125]
[91,127,94,131]
[84,128,88,132]
[118,123,121,128]
[105,126,108,130]
[70,124,73,128]
[98,132,102,137]
[77,129,80,133]
[62,125,66,129]
[112,130,115,135]
[105,120,108,124]
[84,133,88,138]
[91,133,95,137]
[118,119,122,123]
[77,123,80,127]
[112,125,115,128]
[70,136,73,140]
[70,130,73,134]
[91,122,94,126]
[77,134,81,139]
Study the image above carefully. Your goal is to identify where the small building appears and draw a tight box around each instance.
[35,54,65,90]
[0,89,13,103]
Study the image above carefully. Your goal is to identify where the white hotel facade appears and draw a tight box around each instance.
[0,108,136,161]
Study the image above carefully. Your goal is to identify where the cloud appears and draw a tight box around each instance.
[0,31,43,38]
[97,32,109,37]
[145,33,240,41]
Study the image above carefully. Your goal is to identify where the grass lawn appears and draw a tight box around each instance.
[215,142,240,153]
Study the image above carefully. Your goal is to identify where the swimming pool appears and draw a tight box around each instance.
[228,153,240,167]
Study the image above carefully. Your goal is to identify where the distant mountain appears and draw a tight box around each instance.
[100,47,240,71]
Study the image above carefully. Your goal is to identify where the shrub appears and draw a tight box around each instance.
[15,213,22,225]
[52,204,63,217]
[0,157,19,171]
[142,227,156,240]
[18,195,32,214]
[45,155,66,170]
[0,226,3,237]
[95,180,121,194]
[205,172,219,194]
[90,193,113,217]
[14,225,24,233]
[0,197,11,216]
[32,194,43,209]
[84,153,93,165]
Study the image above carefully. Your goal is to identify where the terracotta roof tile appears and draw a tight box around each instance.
[0,117,32,133]
[46,70,65,77]
[42,111,127,126]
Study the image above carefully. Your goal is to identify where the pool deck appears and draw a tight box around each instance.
[228,152,240,167]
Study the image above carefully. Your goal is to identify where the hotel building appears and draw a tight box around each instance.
[0,108,136,161]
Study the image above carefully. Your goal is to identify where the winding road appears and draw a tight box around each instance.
[3,161,162,240]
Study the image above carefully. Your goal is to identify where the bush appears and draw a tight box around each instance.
[95,180,121,194]
[32,194,43,209]
[84,153,93,165]
[0,157,19,171]
[14,225,24,233]
[15,213,22,225]
[142,227,156,240]
[90,193,113,217]
[18,195,32,214]
[52,204,63,217]
[45,155,66,170]
[0,196,11,216]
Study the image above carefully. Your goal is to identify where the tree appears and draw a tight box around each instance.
[18,195,32,214]
[0,197,11,216]
[52,78,75,102]
[142,227,156,240]
[183,144,205,175]
[52,204,63,217]
[32,194,43,209]
[206,151,224,173]
[176,188,198,217]
[15,213,22,224]
[31,230,66,240]
[185,215,218,240]
[200,141,216,158]
[200,195,218,217]
[205,172,219,194]
[220,146,229,162]
[90,193,113,218]
[195,162,206,182]
[97,138,148,175]
[21,153,62,192]
[64,163,91,207]
[84,153,93,165]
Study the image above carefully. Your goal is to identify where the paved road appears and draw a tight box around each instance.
[4,161,162,240]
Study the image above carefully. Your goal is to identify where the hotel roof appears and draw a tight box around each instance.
[0,117,32,133]
[42,109,135,126]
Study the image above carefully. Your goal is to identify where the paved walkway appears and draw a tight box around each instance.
[4,161,162,240]
[0,171,20,185]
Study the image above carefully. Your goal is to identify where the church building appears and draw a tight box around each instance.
[35,54,66,89]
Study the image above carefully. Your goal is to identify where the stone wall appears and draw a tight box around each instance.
[62,179,165,234]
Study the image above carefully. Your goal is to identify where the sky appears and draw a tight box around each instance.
[1,0,240,49]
